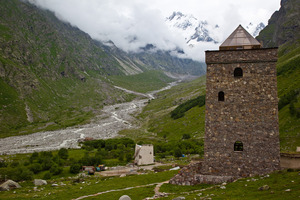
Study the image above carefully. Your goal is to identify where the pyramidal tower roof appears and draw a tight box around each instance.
[219,25,262,50]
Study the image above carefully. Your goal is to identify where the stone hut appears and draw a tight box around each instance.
[170,25,280,185]
[134,144,154,166]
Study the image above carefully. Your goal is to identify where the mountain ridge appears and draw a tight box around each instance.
[166,11,265,48]
[125,0,300,152]
[0,0,205,137]
[166,11,219,46]
[256,0,300,48]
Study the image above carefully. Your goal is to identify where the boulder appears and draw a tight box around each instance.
[0,180,21,191]
[34,179,47,186]
[258,185,270,191]
[119,195,131,200]
[172,197,186,200]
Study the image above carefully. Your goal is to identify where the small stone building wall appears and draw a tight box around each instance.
[134,144,154,165]
[280,153,300,169]
[203,48,281,177]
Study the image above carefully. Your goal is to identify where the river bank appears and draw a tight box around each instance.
[0,81,179,155]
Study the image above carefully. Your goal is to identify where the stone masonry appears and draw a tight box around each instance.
[170,47,281,185]
[204,48,280,177]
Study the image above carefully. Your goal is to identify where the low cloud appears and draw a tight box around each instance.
[29,0,280,62]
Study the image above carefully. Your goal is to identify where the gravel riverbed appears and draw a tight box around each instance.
[0,82,178,155]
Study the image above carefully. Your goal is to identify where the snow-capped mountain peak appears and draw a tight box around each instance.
[166,11,219,46]
[246,22,266,37]
[167,11,198,30]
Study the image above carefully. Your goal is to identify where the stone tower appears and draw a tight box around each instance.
[204,25,280,177]
[169,25,281,185]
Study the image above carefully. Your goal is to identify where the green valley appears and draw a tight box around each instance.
[0,0,204,137]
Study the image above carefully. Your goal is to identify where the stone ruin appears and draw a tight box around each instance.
[134,144,154,166]
[170,25,281,185]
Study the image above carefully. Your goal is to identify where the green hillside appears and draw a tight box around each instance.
[277,44,300,151]
[110,70,174,93]
[0,0,203,137]
[122,0,300,152]
[121,53,299,152]
[0,0,132,137]
[257,0,300,151]
[120,76,206,145]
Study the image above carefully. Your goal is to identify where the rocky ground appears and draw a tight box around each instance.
[0,82,178,155]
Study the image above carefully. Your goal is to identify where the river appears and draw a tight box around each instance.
[0,81,179,155]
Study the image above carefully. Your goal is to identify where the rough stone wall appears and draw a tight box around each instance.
[203,48,281,177]
[169,161,235,185]
[169,162,203,185]
[134,144,154,165]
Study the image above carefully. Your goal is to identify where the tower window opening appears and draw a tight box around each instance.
[234,141,243,151]
[234,67,243,77]
[218,91,225,101]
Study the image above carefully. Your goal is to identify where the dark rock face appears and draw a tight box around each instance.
[256,0,300,47]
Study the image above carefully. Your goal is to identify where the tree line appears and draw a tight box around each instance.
[0,136,204,182]
[170,95,205,119]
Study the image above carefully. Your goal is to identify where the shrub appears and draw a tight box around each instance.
[42,160,54,170]
[0,168,14,181]
[10,161,19,168]
[15,168,34,181]
[118,152,124,162]
[157,152,166,159]
[23,161,30,166]
[0,161,7,168]
[29,163,42,174]
[79,153,102,166]
[174,148,182,158]
[30,152,39,163]
[58,148,69,160]
[70,163,81,174]
[126,153,133,162]
[182,133,191,139]
[39,151,53,159]
[50,163,63,175]
[43,172,52,180]
[39,151,53,168]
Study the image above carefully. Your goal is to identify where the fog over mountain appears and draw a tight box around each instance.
[29,0,280,61]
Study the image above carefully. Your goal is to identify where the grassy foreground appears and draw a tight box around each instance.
[161,170,300,200]
[0,169,299,199]
[0,170,177,200]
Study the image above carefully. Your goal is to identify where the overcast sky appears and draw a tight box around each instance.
[30,0,281,61]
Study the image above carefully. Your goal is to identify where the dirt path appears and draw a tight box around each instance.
[73,182,162,200]
[72,180,171,200]
[153,180,169,197]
